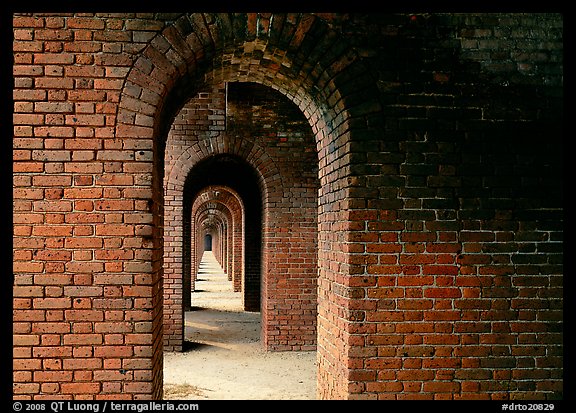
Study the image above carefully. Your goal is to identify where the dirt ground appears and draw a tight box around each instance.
[163,252,317,400]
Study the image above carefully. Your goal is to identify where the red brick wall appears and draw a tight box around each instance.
[336,13,563,400]
[13,13,563,400]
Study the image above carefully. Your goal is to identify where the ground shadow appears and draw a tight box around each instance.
[182,340,212,352]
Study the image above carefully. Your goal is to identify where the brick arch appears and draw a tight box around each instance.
[164,100,282,202]
[191,186,244,293]
[163,112,277,350]
[162,85,282,322]
[191,201,231,296]
[116,12,382,400]
[117,13,379,174]
[195,206,230,276]
[195,204,229,268]
[199,219,226,271]
[192,194,234,281]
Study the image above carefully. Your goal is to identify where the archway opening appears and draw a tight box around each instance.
[161,80,321,398]
[128,14,357,398]
[183,153,263,312]
[162,80,321,354]
[191,186,244,292]
[204,234,212,251]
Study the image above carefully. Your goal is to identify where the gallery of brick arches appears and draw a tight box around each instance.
[12,13,563,400]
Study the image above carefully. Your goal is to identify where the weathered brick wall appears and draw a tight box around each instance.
[324,13,563,399]
[13,13,173,400]
[13,13,562,400]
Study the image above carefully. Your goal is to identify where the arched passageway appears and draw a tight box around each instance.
[123,13,385,399]
[204,234,212,251]
[191,186,244,292]
[183,154,264,313]
[163,79,322,356]
[12,13,562,401]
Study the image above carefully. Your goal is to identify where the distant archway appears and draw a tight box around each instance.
[184,154,263,312]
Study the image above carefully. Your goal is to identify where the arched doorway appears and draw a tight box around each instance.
[182,153,265,313]
[116,13,379,399]
[191,186,244,292]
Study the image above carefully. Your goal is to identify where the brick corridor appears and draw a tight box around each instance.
[12,13,563,400]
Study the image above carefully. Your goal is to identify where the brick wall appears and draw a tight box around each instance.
[13,14,167,399]
[333,13,563,400]
[12,13,562,400]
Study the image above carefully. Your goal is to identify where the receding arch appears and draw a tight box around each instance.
[195,207,228,279]
[184,154,263,313]
[115,12,383,400]
[162,79,323,352]
[204,233,213,251]
[161,82,286,351]
[117,13,381,170]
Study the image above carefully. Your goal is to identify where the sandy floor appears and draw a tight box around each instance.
[163,252,318,400]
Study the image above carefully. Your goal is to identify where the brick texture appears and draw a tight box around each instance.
[13,13,562,400]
